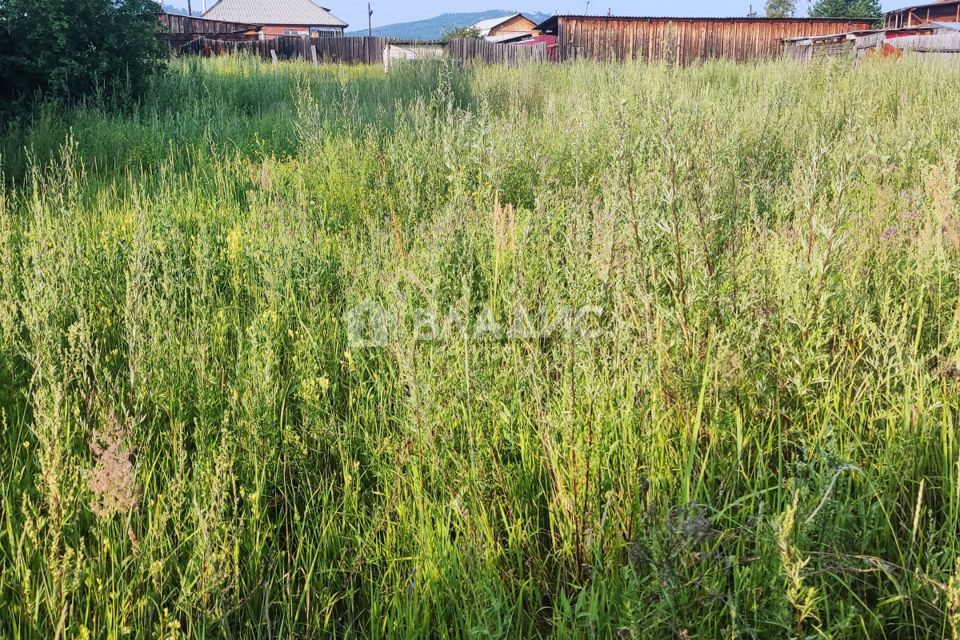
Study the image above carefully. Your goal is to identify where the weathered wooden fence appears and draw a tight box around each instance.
[808,31,960,59]
[160,13,259,37]
[177,36,389,65]
[786,30,960,61]
[549,16,875,63]
[160,13,261,49]
[176,35,548,67]
[879,32,960,55]
[445,38,547,64]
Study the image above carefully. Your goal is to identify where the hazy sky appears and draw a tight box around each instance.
[175,1,904,32]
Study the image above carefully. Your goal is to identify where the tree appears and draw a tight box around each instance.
[0,0,167,104]
[808,0,882,19]
[766,0,797,17]
[441,26,481,42]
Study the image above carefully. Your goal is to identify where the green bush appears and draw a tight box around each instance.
[808,0,882,18]
[0,0,166,104]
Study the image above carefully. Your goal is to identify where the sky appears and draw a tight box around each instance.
[171,1,905,32]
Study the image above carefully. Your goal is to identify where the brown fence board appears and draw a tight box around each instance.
[445,39,547,64]
[549,16,876,63]
[175,35,389,66]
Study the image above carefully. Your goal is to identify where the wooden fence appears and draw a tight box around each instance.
[787,31,960,60]
[177,36,388,65]
[159,13,261,48]
[878,32,960,55]
[543,16,876,64]
[174,35,548,67]
[159,13,260,37]
[445,38,548,64]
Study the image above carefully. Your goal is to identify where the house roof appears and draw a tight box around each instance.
[486,32,533,44]
[473,13,533,35]
[202,0,348,28]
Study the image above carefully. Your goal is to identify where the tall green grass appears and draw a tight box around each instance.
[1,55,960,638]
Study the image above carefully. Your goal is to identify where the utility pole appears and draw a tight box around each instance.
[187,0,193,16]
[368,3,373,37]
[585,1,590,15]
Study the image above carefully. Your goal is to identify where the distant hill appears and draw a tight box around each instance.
[347,10,551,41]
[162,5,201,17]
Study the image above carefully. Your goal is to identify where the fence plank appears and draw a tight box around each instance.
[445,38,547,64]
[174,35,549,67]
[174,36,390,66]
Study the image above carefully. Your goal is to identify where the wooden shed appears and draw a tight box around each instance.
[885,0,960,29]
[534,15,877,64]
[783,31,876,60]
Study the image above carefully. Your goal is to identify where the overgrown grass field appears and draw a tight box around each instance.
[2,56,960,638]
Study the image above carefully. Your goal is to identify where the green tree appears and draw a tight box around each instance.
[808,0,882,18]
[0,0,166,104]
[766,0,797,17]
[441,25,481,42]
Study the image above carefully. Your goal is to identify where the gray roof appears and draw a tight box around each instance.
[473,14,522,32]
[930,21,960,32]
[203,0,348,28]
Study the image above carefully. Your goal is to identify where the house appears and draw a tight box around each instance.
[473,14,539,43]
[202,0,348,38]
[534,15,876,63]
[884,0,960,29]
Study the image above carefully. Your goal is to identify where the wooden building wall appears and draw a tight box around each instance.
[446,38,548,64]
[259,25,311,37]
[550,17,876,63]
[488,15,539,37]
[884,2,960,29]
[258,25,347,37]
